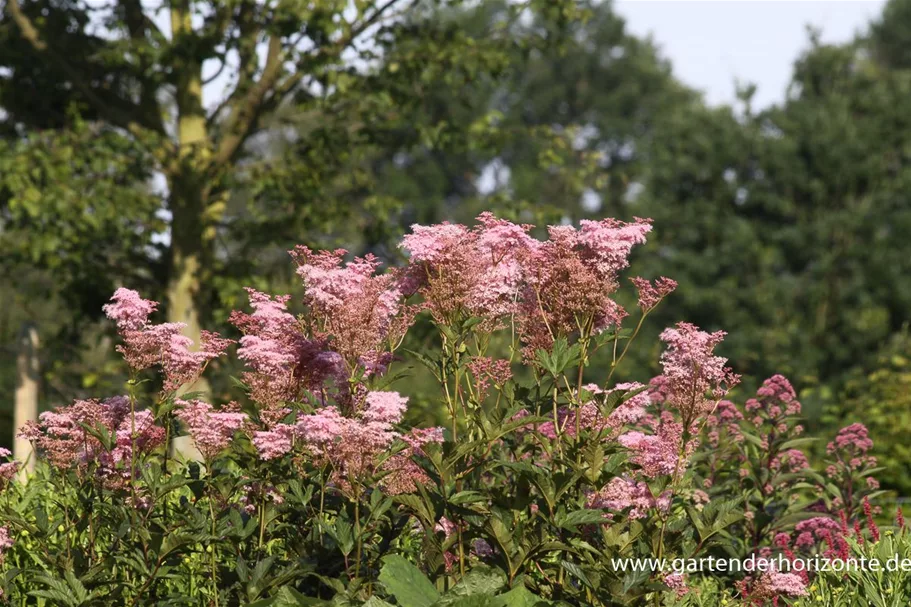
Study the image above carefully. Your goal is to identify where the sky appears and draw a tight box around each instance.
[614,0,887,108]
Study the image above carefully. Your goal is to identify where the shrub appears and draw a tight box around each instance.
[0,214,886,605]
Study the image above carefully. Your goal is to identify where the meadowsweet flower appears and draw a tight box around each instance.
[0,448,18,489]
[588,477,656,520]
[232,288,341,411]
[362,391,408,425]
[252,425,295,460]
[174,399,247,461]
[465,357,513,401]
[654,322,739,424]
[400,214,535,329]
[381,427,445,495]
[0,527,12,565]
[618,421,683,478]
[604,382,651,432]
[18,396,164,476]
[400,223,471,263]
[631,276,677,311]
[104,290,232,391]
[102,288,157,331]
[292,247,413,371]
[296,391,412,493]
[749,568,808,600]
[662,573,688,597]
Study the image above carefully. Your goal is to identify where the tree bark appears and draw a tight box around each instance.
[167,0,211,462]
[167,0,212,396]
[14,322,39,479]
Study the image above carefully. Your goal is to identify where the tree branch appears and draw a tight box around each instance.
[271,0,410,109]
[211,35,285,167]
[7,0,163,135]
[209,0,409,169]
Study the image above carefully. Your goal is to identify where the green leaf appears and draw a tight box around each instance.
[555,509,607,530]
[446,567,506,597]
[379,555,440,607]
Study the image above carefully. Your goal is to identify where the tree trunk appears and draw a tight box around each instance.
[167,0,210,461]
[167,0,211,396]
[14,322,39,479]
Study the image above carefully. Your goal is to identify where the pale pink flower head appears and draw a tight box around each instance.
[588,476,655,520]
[630,276,677,311]
[466,356,513,401]
[19,396,164,479]
[618,420,685,479]
[296,407,346,446]
[604,382,651,433]
[654,322,739,423]
[103,288,158,331]
[0,457,19,488]
[252,425,295,461]
[748,567,808,600]
[381,426,444,495]
[400,222,471,264]
[517,217,650,358]
[0,526,12,564]
[473,212,538,260]
[291,247,412,372]
[362,391,408,425]
[400,214,535,328]
[174,399,247,461]
[232,288,343,409]
[662,572,688,597]
[104,290,232,392]
[827,423,874,456]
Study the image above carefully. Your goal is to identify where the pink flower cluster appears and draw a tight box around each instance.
[292,247,414,373]
[532,382,650,441]
[741,568,808,601]
[17,396,165,482]
[631,276,678,311]
[654,322,739,423]
[826,423,874,458]
[793,517,844,550]
[618,415,685,479]
[400,213,536,329]
[104,289,232,391]
[588,476,671,520]
[518,218,652,356]
[231,288,342,413]
[174,400,247,461]
[399,214,658,356]
[465,356,513,401]
[0,448,19,488]
[824,423,880,512]
[381,427,445,496]
[0,527,12,565]
[246,390,438,495]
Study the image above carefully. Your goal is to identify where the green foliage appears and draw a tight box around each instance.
[837,331,911,494]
